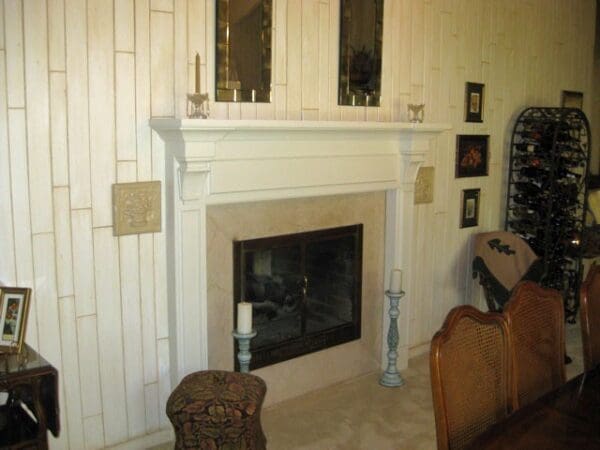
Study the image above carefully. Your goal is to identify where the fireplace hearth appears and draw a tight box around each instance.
[234,225,363,370]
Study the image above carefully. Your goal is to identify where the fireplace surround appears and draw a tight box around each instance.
[151,118,451,399]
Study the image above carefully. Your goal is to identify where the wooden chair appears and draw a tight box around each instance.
[430,305,516,450]
[503,281,566,408]
[580,263,600,371]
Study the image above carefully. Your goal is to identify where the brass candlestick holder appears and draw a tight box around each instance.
[187,92,210,119]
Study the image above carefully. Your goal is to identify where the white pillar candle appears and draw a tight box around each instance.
[389,269,403,293]
[237,301,253,334]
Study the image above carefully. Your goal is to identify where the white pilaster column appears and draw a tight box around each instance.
[382,138,430,371]
[168,157,211,383]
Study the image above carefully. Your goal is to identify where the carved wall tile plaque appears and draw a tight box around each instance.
[112,181,161,236]
[414,166,434,204]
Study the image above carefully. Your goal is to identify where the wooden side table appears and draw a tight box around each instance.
[0,345,60,449]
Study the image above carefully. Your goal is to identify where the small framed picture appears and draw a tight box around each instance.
[456,134,489,178]
[0,287,31,354]
[465,82,484,122]
[561,90,583,109]
[461,189,480,228]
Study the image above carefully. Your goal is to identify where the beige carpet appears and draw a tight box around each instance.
[150,322,584,450]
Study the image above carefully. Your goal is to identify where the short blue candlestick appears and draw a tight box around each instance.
[380,290,406,387]
[232,330,257,373]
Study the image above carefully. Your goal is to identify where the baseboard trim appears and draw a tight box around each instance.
[104,428,174,450]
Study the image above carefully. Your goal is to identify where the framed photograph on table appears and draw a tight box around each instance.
[0,287,31,354]
[456,134,489,178]
[465,82,484,122]
[461,189,480,228]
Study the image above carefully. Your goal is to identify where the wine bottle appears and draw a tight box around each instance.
[513,182,543,196]
[513,154,544,168]
[554,167,581,181]
[520,166,550,179]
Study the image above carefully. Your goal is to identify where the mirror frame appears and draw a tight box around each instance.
[338,0,384,107]
[215,0,273,103]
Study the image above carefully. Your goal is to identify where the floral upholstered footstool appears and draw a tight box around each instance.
[166,370,267,450]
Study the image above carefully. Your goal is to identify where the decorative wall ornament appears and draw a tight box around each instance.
[414,166,434,204]
[112,181,162,236]
[465,82,485,122]
[460,188,480,228]
[408,104,425,123]
[561,90,583,109]
[455,134,489,178]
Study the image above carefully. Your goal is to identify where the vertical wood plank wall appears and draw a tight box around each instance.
[0,0,596,448]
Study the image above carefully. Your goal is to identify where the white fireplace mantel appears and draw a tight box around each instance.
[150,118,451,384]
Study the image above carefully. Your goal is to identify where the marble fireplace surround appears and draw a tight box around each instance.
[150,119,451,393]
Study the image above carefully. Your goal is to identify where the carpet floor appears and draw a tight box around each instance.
[150,322,584,450]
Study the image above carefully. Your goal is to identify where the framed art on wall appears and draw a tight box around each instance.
[461,189,480,228]
[561,90,583,109]
[0,287,31,354]
[456,134,489,178]
[465,82,484,122]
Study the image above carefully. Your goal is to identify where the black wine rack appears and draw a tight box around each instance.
[505,107,591,322]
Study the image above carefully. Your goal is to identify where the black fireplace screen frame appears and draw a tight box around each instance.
[233,224,363,370]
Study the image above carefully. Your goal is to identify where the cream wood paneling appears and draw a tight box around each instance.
[76,314,103,419]
[47,0,65,71]
[144,382,160,432]
[7,109,35,320]
[0,52,16,284]
[83,414,105,450]
[4,0,24,108]
[88,0,116,228]
[93,227,128,446]
[49,72,69,187]
[58,296,85,450]
[23,0,53,235]
[114,0,134,53]
[70,209,96,317]
[0,1,4,50]
[0,0,596,448]
[65,0,92,210]
[115,53,137,162]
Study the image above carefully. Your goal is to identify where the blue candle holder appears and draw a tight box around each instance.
[232,329,257,373]
[380,290,406,387]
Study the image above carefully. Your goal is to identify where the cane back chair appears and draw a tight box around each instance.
[430,305,516,450]
[503,281,566,408]
[580,264,600,371]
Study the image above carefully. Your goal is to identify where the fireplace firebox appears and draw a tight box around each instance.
[233,225,363,370]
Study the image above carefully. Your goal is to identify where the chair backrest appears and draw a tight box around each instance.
[580,264,600,371]
[504,281,565,408]
[430,305,515,450]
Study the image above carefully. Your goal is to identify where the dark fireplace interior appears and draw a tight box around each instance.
[234,224,363,370]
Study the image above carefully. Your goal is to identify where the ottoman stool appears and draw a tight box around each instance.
[166,370,267,450]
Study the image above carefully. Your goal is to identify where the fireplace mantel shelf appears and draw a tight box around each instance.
[151,118,451,383]
[151,119,451,204]
[150,118,451,134]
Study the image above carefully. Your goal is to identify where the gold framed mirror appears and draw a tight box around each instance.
[216,0,272,103]
[338,0,384,107]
